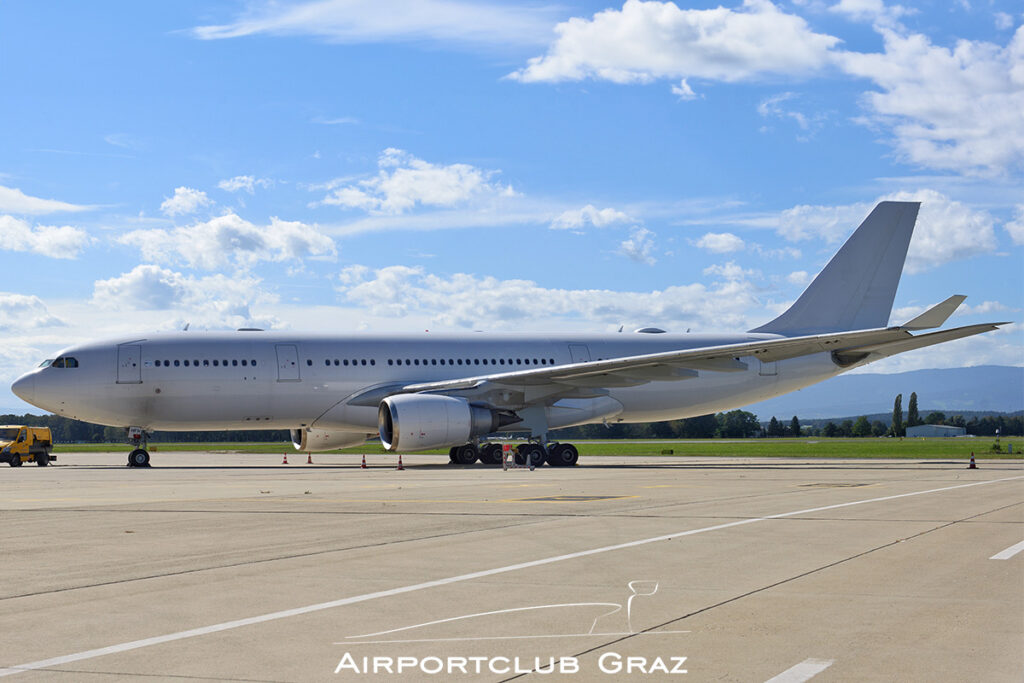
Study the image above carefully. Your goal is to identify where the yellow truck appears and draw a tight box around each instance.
[2,426,54,467]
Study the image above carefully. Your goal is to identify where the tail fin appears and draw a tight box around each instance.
[750,201,919,336]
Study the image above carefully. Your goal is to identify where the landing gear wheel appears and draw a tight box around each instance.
[520,444,546,468]
[452,443,479,465]
[128,449,150,467]
[35,452,49,467]
[448,447,458,464]
[547,443,579,467]
[479,443,503,465]
[8,454,21,467]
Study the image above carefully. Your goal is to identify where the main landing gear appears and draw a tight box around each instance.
[448,442,579,467]
[126,427,151,468]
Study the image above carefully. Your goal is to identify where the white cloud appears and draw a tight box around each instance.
[994,12,1014,31]
[160,187,213,217]
[0,185,91,215]
[694,231,745,253]
[191,0,559,48]
[839,26,1024,174]
[119,213,336,271]
[883,189,997,273]
[92,265,279,329]
[703,261,759,281]
[786,270,811,286]
[218,175,272,194]
[317,148,515,215]
[1005,205,1024,245]
[775,201,872,242]
[757,91,826,138]
[0,293,65,329]
[336,262,761,331]
[550,204,634,230]
[509,0,840,89]
[828,0,911,26]
[619,227,657,265]
[0,216,93,259]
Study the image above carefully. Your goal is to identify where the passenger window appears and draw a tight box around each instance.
[473,359,479,365]
[431,359,436,365]
[414,359,419,365]
[232,360,238,367]
[388,359,394,366]
[343,359,349,366]
[370,359,375,366]
[203,360,210,367]
[306,360,311,366]
[251,360,257,366]
[174,360,180,367]
[482,359,488,365]
[362,359,367,366]
[213,360,219,367]
[223,360,228,366]
[334,359,340,366]
[184,360,190,367]
[241,360,248,367]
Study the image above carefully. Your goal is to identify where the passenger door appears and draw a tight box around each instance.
[275,344,301,382]
[117,344,142,384]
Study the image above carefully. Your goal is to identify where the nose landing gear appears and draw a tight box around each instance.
[126,427,151,467]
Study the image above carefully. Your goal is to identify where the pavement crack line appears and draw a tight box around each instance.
[2,475,1020,679]
[499,498,1023,681]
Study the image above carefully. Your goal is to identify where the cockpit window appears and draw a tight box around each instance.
[52,358,65,368]
[38,359,54,368]
[49,356,79,369]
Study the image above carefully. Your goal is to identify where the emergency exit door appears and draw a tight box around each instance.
[275,344,301,381]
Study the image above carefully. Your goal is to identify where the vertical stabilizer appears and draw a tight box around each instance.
[751,201,919,336]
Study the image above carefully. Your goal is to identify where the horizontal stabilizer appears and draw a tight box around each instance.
[833,323,1005,364]
[901,295,966,330]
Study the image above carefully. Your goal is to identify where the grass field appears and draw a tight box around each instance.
[54,437,1023,459]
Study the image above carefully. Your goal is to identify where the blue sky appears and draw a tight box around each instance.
[0,0,1021,413]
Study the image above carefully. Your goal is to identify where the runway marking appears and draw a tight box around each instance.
[510,495,636,503]
[764,658,834,682]
[1,474,1019,678]
[990,539,1024,560]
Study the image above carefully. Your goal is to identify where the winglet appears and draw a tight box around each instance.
[751,201,919,336]
[901,295,966,330]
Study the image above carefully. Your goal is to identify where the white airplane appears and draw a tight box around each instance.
[11,201,1005,468]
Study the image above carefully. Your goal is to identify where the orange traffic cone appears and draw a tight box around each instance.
[968,452,977,469]
[396,454,404,471]
[282,454,289,465]
[306,453,313,464]
[361,454,367,469]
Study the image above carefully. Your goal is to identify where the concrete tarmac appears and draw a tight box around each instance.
[1,452,1022,682]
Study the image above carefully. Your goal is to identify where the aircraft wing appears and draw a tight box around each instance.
[386,322,1004,409]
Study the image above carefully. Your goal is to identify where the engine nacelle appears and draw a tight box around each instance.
[378,394,504,451]
[291,428,372,452]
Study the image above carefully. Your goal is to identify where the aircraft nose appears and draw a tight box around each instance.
[11,372,36,404]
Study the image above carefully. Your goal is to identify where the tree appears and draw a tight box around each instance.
[840,419,854,437]
[871,420,888,437]
[890,393,904,437]
[822,422,838,438]
[767,416,785,437]
[852,415,872,437]
[907,392,920,427]
[716,410,761,438]
[925,411,946,425]
[790,416,801,438]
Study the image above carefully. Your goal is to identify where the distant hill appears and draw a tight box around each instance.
[745,365,1024,420]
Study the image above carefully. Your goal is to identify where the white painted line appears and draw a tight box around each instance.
[764,658,834,683]
[1,475,1020,678]
[990,539,1024,560]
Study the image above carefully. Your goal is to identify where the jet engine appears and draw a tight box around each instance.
[378,394,516,451]
[291,428,372,452]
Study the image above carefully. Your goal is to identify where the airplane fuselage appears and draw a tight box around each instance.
[14,330,847,433]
